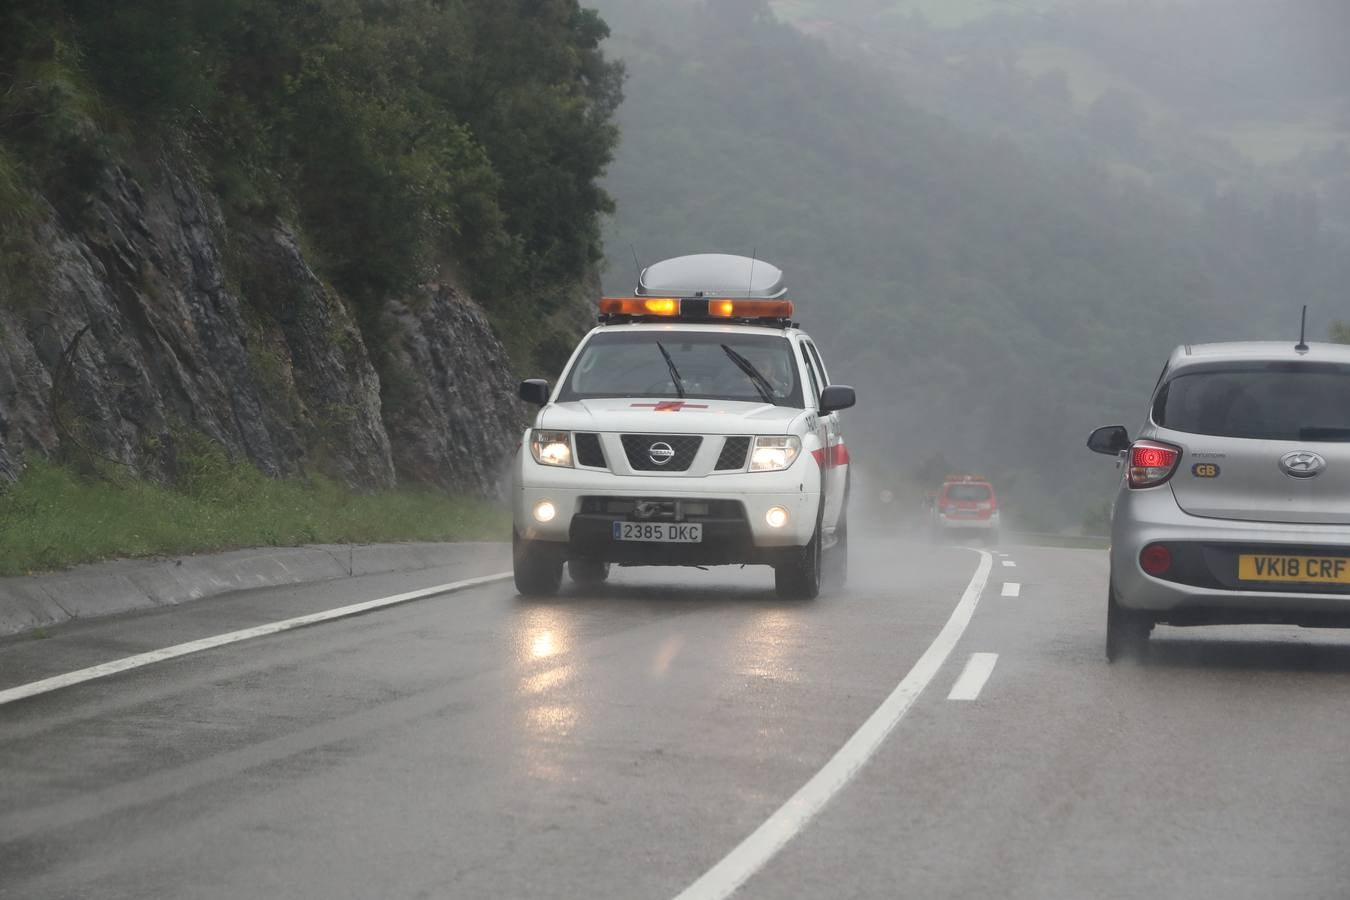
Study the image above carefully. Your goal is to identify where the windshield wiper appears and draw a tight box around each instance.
[720,344,776,405]
[655,341,687,398]
[1299,426,1350,442]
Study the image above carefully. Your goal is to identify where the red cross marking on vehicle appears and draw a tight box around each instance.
[631,401,710,412]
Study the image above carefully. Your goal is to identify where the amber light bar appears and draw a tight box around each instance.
[599,297,680,316]
[599,298,794,319]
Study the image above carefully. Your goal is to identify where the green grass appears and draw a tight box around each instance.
[0,458,508,577]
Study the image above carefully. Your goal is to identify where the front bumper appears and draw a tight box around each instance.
[513,451,820,563]
[1111,485,1350,624]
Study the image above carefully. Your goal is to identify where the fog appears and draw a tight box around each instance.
[591,0,1350,533]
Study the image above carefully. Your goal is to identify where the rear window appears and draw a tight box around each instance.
[1154,362,1350,441]
[945,484,992,501]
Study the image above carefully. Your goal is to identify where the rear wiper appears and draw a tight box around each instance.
[655,341,687,398]
[1299,426,1350,441]
[720,344,776,405]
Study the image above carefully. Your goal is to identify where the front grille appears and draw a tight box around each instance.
[621,434,703,472]
[715,436,751,470]
[578,497,746,522]
[575,433,606,468]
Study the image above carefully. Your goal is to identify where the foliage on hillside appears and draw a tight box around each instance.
[595,0,1350,527]
[0,0,623,364]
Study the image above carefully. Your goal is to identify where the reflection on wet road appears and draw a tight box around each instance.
[4,540,1350,899]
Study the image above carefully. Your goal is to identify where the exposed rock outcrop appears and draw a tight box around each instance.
[382,286,523,497]
[0,153,528,495]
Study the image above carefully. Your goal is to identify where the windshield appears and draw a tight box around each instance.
[1153,363,1350,441]
[558,330,804,407]
[945,484,992,501]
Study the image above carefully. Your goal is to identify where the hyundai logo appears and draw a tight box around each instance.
[1280,450,1326,478]
[648,441,676,465]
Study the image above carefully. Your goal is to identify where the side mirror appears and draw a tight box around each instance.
[519,379,551,407]
[1087,425,1130,456]
[819,384,856,414]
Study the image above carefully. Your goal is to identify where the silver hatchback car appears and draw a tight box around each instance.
[1088,341,1350,660]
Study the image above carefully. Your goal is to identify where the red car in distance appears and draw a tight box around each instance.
[930,475,1000,544]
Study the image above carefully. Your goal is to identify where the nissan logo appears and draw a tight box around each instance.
[648,441,676,466]
[1280,450,1326,478]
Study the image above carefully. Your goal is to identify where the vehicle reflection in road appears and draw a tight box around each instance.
[531,630,559,660]
[651,634,686,677]
[737,609,805,685]
[516,607,582,781]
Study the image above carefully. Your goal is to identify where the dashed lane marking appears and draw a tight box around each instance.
[1001,560,1017,567]
[0,572,513,708]
[672,550,994,900]
[1001,582,1021,598]
[947,652,999,701]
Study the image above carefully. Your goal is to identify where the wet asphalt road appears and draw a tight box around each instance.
[4,540,1350,899]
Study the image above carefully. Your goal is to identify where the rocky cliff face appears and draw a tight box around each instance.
[381,287,522,496]
[0,154,528,495]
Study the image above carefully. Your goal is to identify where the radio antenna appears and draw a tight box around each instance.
[1296,305,1309,352]
[630,245,644,291]
[746,248,758,298]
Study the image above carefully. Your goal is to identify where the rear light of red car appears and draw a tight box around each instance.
[1127,440,1181,489]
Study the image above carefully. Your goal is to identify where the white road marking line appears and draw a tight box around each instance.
[946,653,999,701]
[1001,560,1016,567]
[672,550,994,900]
[0,572,513,708]
[1001,582,1021,598]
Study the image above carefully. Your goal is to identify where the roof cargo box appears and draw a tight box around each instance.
[636,253,786,299]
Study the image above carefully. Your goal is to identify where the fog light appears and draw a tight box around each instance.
[533,500,557,523]
[765,506,789,529]
[1140,543,1172,576]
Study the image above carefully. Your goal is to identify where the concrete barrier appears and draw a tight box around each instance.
[0,542,508,638]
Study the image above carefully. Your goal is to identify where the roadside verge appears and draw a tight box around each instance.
[0,542,508,638]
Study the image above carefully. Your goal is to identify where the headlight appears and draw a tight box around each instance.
[530,430,573,467]
[749,435,800,472]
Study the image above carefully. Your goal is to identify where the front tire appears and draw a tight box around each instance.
[514,532,563,597]
[1106,574,1152,662]
[776,526,823,600]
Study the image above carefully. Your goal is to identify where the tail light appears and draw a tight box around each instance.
[1127,440,1181,489]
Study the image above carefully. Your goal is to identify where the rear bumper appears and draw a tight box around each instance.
[935,513,999,531]
[1111,486,1350,623]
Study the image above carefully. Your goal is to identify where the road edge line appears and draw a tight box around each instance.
[0,572,513,708]
[672,549,995,900]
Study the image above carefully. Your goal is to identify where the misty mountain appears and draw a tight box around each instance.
[593,0,1349,528]
[769,0,1350,234]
